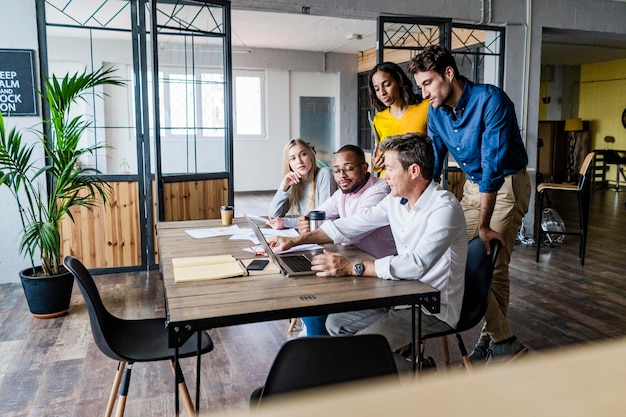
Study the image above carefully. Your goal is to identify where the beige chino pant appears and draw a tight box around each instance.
[461,169,531,342]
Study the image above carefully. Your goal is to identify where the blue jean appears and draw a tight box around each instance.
[301,315,329,336]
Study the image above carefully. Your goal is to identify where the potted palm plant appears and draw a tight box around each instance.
[0,66,124,318]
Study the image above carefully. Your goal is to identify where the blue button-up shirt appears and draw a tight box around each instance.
[427,78,528,193]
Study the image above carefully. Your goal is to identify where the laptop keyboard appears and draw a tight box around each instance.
[281,254,312,272]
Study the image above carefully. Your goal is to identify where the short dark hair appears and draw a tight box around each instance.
[368,62,420,111]
[379,133,434,181]
[335,144,366,164]
[408,45,460,79]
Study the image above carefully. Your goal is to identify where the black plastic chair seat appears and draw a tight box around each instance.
[64,255,213,363]
[63,255,214,417]
[252,334,398,406]
[604,150,626,165]
[417,237,500,370]
[102,316,213,362]
[421,237,500,340]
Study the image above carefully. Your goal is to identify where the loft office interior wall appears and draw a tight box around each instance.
[1,0,626,282]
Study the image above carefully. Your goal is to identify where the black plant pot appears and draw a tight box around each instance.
[19,266,74,319]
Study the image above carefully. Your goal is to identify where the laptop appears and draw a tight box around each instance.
[246,216,322,277]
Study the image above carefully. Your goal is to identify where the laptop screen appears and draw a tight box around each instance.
[246,217,285,272]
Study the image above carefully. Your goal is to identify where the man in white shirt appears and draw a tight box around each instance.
[296,144,397,336]
[268,133,467,350]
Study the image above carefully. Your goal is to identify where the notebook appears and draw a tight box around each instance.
[172,255,245,282]
[246,216,323,277]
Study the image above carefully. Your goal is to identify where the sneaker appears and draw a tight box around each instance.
[487,336,529,362]
[468,343,490,362]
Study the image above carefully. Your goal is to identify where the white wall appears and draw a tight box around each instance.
[234,70,290,193]
[232,49,356,192]
[0,0,40,283]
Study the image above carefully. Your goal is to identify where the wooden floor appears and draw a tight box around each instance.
[1,188,625,417]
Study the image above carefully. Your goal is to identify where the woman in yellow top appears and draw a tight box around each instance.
[369,62,429,176]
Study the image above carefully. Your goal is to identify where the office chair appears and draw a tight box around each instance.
[250,334,398,407]
[535,152,595,265]
[63,256,214,417]
[418,237,501,372]
[604,149,626,191]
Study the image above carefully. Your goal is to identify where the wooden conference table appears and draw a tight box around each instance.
[157,218,440,413]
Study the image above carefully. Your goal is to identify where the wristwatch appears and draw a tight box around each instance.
[352,261,364,277]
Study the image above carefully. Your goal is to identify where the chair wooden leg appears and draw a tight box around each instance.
[440,336,451,369]
[455,333,473,374]
[106,361,126,417]
[115,396,127,417]
[170,360,196,417]
[114,362,133,417]
[461,355,473,373]
[287,318,298,332]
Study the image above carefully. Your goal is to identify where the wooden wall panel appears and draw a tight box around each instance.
[59,178,228,269]
[162,178,229,221]
[60,181,141,269]
[447,168,466,202]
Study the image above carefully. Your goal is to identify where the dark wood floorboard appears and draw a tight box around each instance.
[1,188,625,416]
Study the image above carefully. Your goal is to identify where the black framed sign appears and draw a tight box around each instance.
[0,49,38,116]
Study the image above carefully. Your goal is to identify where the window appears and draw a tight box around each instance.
[234,73,264,136]
[163,69,265,140]
[200,72,226,137]
[157,68,264,174]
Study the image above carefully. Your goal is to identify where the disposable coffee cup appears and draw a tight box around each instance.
[308,210,326,231]
[220,205,234,225]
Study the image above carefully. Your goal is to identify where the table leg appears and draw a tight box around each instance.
[417,305,423,373]
[196,332,201,413]
[174,345,180,416]
[411,305,416,374]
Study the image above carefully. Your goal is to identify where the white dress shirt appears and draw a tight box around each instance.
[320,181,467,327]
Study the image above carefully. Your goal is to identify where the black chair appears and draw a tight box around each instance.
[251,334,398,407]
[603,149,626,191]
[419,237,501,371]
[535,152,595,265]
[63,256,213,417]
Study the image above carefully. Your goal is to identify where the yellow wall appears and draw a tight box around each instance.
[579,59,626,151]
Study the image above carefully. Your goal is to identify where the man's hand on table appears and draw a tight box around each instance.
[312,250,354,277]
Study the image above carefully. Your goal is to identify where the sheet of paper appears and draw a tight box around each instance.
[185,225,241,239]
[276,244,323,254]
[243,245,266,255]
[244,214,268,223]
[230,227,300,244]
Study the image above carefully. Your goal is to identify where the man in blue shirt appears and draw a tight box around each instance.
[409,45,531,362]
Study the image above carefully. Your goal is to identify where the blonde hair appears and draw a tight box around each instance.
[282,138,318,215]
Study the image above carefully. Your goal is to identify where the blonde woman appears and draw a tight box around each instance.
[268,139,336,230]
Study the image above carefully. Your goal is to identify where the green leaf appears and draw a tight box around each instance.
[0,66,124,276]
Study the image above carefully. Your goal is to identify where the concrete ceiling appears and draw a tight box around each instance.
[231,10,626,66]
[541,28,626,66]
[231,10,377,54]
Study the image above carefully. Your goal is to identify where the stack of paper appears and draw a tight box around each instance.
[172,255,245,282]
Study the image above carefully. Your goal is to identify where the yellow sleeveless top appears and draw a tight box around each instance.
[372,101,429,176]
